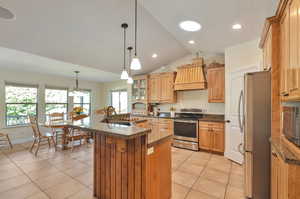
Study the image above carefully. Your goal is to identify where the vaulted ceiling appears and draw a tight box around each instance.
[0,0,278,81]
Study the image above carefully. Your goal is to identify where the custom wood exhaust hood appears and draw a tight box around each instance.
[174,57,207,91]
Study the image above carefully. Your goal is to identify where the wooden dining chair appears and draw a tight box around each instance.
[67,112,89,151]
[0,133,13,149]
[29,116,55,156]
[48,112,65,150]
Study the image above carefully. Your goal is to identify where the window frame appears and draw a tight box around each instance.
[45,86,69,120]
[5,82,38,127]
[110,89,128,114]
[72,89,92,116]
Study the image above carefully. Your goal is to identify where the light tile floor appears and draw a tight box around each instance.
[0,143,244,199]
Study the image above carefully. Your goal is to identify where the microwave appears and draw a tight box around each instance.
[282,105,300,147]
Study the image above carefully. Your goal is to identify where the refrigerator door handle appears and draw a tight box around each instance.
[238,143,244,155]
[238,90,244,132]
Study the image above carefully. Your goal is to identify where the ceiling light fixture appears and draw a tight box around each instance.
[188,40,195,44]
[130,0,142,70]
[152,53,158,58]
[120,23,129,80]
[127,47,134,84]
[232,24,242,30]
[179,21,201,32]
[0,6,15,20]
[69,71,83,97]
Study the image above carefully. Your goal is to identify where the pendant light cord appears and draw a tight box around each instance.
[134,0,137,56]
[124,25,126,70]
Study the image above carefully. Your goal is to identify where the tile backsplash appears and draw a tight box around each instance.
[157,90,225,114]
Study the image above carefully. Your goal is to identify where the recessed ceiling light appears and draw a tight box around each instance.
[232,24,242,30]
[188,40,195,44]
[179,21,201,32]
[152,53,158,58]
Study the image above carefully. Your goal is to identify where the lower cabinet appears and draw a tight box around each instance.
[199,121,225,153]
[271,149,300,199]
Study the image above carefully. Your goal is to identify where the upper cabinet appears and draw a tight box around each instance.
[207,64,225,103]
[280,0,300,101]
[263,28,273,71]
[132,75,148,103]
[148,72,176,104]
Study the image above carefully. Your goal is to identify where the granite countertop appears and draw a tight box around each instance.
[44,120,151,140]
[270,137,300,165]
[198,115,226,123]
[132,113,226,123]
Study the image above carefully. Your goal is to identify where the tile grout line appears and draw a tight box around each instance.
[2,145,52,199]
[223,161,233,199]
[182,151,213,199]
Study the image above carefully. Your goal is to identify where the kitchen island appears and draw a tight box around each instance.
[52,120,172,199]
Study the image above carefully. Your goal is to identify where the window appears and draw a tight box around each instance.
[5,84,38,126]
[73,90,91,115]
[45,88,68,120]
[111,90,128,113]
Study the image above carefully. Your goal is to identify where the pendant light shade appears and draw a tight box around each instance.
[131,0,142,70]
[130,56,141,70]
[120,23,129,79]
[121,69,129,80]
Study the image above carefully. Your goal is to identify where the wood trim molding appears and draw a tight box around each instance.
[259,16,279,48]
[275,0,291,19]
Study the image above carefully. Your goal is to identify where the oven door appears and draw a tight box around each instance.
[174,120,198,142]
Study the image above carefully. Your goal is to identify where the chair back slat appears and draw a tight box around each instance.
[28,116,41,138]
[48,112,64,122]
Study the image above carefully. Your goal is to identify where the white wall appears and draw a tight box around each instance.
[0,68,103,143]
[224,38,263,160]
[152,53,226,114]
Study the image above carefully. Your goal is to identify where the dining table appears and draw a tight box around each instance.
[42,119,90,150]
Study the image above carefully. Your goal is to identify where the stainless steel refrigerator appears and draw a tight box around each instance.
[243,71,271,199]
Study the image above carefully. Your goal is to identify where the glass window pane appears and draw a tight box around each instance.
[73,91,90,103]
[6,104,37,126]
[120,91,128,113]
[112,92,120,113]
[45,104,68,114]
[45,89,68,103]
[5,86,37,103]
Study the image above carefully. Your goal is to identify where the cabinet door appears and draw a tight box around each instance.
[211,128,224,153]
[159,73,176,103]
[208,67,225,103]
[278,157,288,199]
[149,77,160,103]
[263,30,272,70]
[199,127,211,150]
[280,8,289,97]
[271,152,279,199]
[288,0,299,96]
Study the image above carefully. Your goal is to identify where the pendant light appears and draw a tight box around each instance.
[69,71,83,96]
[127,46,134,84]
[120,23,129,80]
[130,0,142,70]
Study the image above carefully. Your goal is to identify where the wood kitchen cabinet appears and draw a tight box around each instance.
[198,121,224,153]
[207,65,225,103]
[263,28,273,71]
[148,72,176,104]
[279,0,300,101]
[271,139,300,199]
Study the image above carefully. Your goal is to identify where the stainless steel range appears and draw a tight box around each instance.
[173,110,203,151]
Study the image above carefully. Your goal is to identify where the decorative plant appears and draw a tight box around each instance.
[73,106,84,115]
